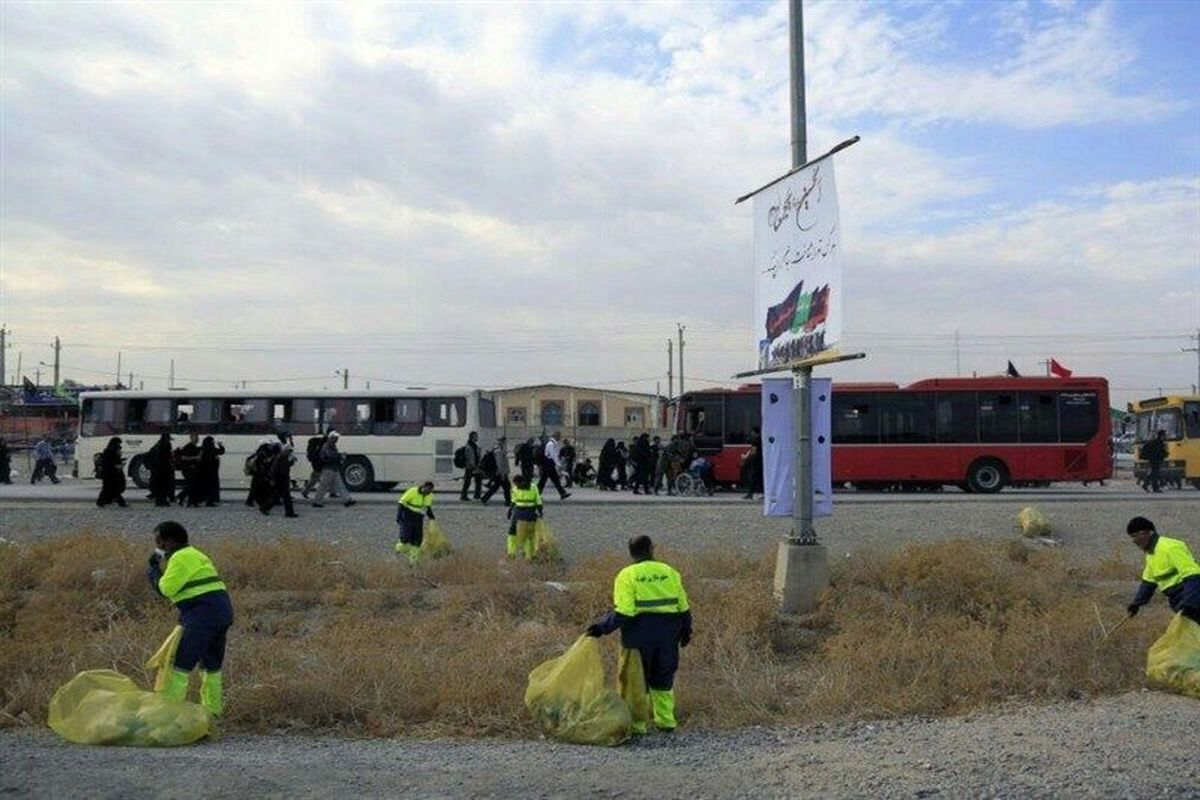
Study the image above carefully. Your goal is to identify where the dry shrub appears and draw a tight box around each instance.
[0,532,1165,736]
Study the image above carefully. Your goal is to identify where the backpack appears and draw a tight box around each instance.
[480,449,497,477]
[306,436,325,467]
[453,446,467,469]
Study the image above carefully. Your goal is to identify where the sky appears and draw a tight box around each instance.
[1,0,1197,407]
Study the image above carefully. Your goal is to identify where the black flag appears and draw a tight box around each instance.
[1006,361,1020,378]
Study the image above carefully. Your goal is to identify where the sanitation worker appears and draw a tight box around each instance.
[1126,516,1200,623]
[587,535,692,733]
[146,521,234,717]
[395,481,436,561]
[506,473,542,560]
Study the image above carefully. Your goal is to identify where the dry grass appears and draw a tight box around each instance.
[0,531,1166,737]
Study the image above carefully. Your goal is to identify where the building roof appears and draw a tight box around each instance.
[493,383,662,400]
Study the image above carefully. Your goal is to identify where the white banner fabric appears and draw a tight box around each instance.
[761,377,832,518]
[752,159,844,370]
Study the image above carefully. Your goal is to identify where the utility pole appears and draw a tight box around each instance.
[169,358,175,390]
[52,336,61,388]
[116,351,122,388]
[0,326,6,387]
[667,339,674,400]
[1183,329,1200,394]
[677,324,686,396]
[342,368,349,390]
[16,352,22,386]
[129,371,134,389]
[954,329,961,377]
[1038,359,1051,376]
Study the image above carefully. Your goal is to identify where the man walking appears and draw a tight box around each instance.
[459,431,483,501]
[480,436,512,506]
[1141,430,1168,493]
[537,432,571,500]
[30,437,60,484]
[311,431,355,508]
[147,521,234,718]
[587,535,692,733]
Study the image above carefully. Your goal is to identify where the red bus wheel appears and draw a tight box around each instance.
[966,459,1008,494]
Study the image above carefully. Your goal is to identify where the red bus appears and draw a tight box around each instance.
[676,376,1112,493]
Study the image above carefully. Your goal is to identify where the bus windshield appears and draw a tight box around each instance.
[1136,409,1182,442]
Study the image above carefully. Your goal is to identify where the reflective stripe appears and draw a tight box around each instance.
[1152,568,1178,583]
[634,597,679,608]
[181,576,223,592]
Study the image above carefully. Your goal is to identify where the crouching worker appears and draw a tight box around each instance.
[1126,516,1200,624]
[395,481,435,562]
[146,521,234,717]
[507,474,542,560]
[586,535,692,733]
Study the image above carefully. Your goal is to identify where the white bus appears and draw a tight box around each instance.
[76,389,497,492]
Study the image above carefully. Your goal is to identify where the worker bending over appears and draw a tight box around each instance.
[1126,516,1200,623]
[395,481,436,562]
[146,521,234,717]
[507,474,543,560]
[587,535,692,733]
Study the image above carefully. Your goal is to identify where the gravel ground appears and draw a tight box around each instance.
[1,492,1197,567]
[2,691,1196,799]
[3,494,1197,798]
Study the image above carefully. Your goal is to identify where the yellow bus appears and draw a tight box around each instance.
[1128,395,1200,490]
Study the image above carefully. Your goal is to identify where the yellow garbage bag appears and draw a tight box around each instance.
[524,635,631,746]
[146,626,183,692]
[420,520,452,559]
[48,669,211,746]
[1146,613,1200,699]
[1016,507,1051,538]
[532,519,561,563]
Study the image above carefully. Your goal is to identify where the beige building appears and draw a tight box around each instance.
[491,384,664,431]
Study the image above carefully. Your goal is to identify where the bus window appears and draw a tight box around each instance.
[879,393,935,444]
[936,392,976,443]
[82,399,126,436]
[1019,392,1058,443]
[224,399,269,433]
[426,397,466,427]
[978,393,1019,443]
[725,394,758,445]
[323,399,372,435]
[271,400,293,436]
[479,397,497,428]
[1185,402,1200,439]
[833,393,878,444]
[684,397,724,452]
[291,399,320,435]
[372,398,424,435]
[1058,391,1099,443]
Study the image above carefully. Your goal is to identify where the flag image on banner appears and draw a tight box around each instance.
[761,377,832,518]
[752,159,844,370]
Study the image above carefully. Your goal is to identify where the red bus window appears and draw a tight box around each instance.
[833,393,878,444]
[879,393,936,444]
[978,393,1018,443]
[936,393,977,443]
[1059,392,1099,443]
[1019,392,1058,443]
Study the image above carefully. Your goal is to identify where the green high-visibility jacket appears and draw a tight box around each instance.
[158,546,227,605]
[398,486,434,514]
[1141,536,1200,592]
[512,485,542,508]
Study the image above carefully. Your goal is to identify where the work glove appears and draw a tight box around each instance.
[1126,603,1141,617]
[426,509,435,520]
[147,553,162,569]
[585,624,604,638]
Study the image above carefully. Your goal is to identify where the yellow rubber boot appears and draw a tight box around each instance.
[618,649,651,735]
[506,534,518,557]
[524,531,536,561]
[163,668,190,701]
[650,688,677,731]
[199,670,224,717]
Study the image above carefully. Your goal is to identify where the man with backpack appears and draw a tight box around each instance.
[301,433,326,499]
[311,431,355,508]
[480,436,512,506]
[457,431,482,501]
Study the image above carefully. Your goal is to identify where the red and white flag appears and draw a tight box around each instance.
[1049,358,1072,378]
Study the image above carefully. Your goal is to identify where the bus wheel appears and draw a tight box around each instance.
[129,456,151,490]
[966,459,1008,494]
[342,457,375,493]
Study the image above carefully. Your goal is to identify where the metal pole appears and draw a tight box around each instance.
[0,326,6,387]
[789,0,807,166]
[129,371,134,389]
[342,369,349,390]
[954,329,961,377]
[52,336,61,388]
[793,366,815,543]
[1183,329,1200,393]
[116,351,122,387]
[169,358,175,390]
[677,324,686,396]
[668,339,674,401]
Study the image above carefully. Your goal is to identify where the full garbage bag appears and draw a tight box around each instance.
[48,670,211,746]
[420,520,452,559]
[532,519,561,563]
[1146,612,1200,699]
[524,635,631,746]
[1016,507,1051,538]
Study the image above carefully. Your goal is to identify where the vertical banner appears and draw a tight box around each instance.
[761,377,832,518]
[752,158,844,370]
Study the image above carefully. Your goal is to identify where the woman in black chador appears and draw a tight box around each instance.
[147,432,175,507]
[198,436,225,506]
[96,437,127,507]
